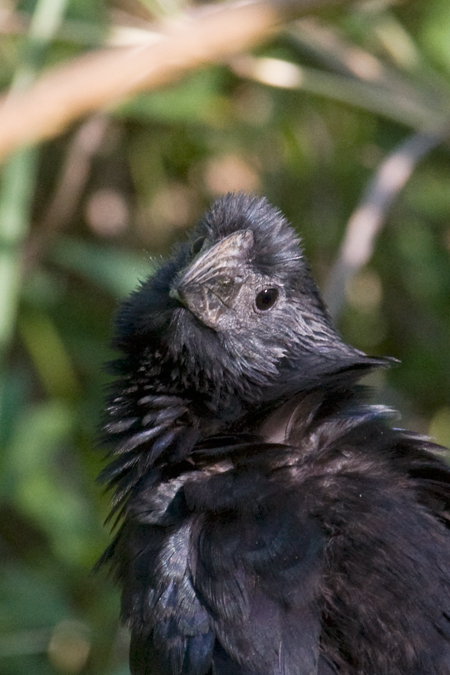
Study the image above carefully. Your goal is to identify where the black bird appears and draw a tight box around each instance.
[100,193,450,675]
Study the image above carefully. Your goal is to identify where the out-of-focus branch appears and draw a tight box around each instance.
[24,115,109,271]
[0,0,353,164]
[0,8,28,35]
[324,129,449,319]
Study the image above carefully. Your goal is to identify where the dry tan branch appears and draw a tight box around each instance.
[24,115,109,271]
[324,129,449,318]
[0,0,351,163]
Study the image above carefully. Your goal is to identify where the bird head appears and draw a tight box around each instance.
[115,193,388,406]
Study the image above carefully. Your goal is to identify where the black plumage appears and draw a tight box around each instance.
[100,192,450,674]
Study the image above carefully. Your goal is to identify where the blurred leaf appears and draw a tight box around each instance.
[115,69,225,125]
[0,400,73,498]
[0,564,69,632]
[50,237,152,298]
[421,0,450,74]
[19,309,81,399]
[0,400,105,567]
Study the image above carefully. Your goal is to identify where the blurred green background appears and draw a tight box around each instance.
[2,0,450,673]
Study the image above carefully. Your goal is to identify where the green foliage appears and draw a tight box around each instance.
[2,0,450,673]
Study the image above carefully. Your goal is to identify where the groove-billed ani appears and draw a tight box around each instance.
[100,193,450,675]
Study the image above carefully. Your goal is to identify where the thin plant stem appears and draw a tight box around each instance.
[0,0,69,377]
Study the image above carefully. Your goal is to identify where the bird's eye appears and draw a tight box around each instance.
[255,288,279,311]
[191,237,205,256]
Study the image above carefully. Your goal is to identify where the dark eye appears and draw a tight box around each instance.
[191,237,205,256]
[255,288,279,311]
